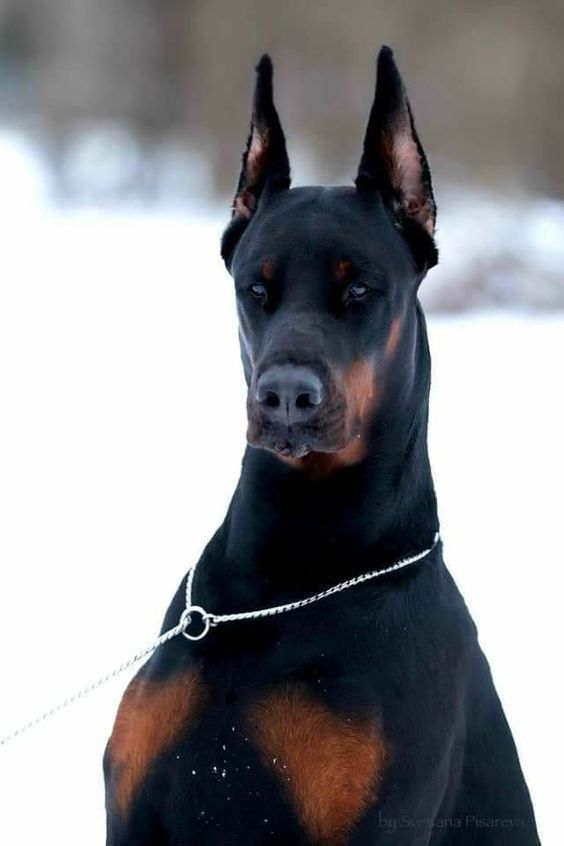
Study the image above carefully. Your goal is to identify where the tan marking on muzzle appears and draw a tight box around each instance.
[385,317,402,361]
[343,357,377,425]
[297,436,367,477]
[283,357,377,477]
[248,684,389,845]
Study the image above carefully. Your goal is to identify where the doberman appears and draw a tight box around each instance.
[104,48,540,844]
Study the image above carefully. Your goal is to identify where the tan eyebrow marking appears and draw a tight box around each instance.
[335,259,351,283]
[261,259,275,281]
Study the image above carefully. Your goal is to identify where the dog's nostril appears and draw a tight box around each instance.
[296,392,314,410]
[256,365,323,424]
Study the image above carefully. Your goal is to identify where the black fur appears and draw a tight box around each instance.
[105,48,539,845]
[222,54,291,268]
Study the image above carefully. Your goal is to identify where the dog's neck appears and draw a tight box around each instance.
[214,393,438,606]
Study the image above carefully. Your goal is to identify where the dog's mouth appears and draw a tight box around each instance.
[246,410,351,459]
[269,437,312,459]
[250,430,345,459]
[246,368,365,461]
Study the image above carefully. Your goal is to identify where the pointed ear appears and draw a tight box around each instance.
[233,54,291,220]
[221,55,291,266]
[356,47,438,270]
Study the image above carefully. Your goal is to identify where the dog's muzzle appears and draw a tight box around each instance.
[247,363,351,458]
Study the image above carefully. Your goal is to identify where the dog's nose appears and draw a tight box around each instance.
[255,365,323,425]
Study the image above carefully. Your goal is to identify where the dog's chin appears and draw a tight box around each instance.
[271,440,311,459]
[248,431,312,459]
[247,423,346,460]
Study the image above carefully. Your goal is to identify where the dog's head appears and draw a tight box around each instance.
[222,48,437,471]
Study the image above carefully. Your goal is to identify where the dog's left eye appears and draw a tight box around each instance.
[250,283,268,301]
[344,283,369,302]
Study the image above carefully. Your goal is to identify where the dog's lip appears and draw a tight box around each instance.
[271,439,310,458]
[247,423,313,458]
[249,425,349,459]
[247,412,351,458]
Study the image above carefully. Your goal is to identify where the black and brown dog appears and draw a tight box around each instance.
[104,48,540,845]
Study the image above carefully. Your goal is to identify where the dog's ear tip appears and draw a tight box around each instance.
[256,54,273,78]
[377,45,396,68]
[228,51,289,234]
[376,45,402,83]
[358,45,437,266]
[254,55,274,107]
[378,44,394,60]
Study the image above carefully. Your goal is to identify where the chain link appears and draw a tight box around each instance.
[1,532,439,747]
[204,532,440,624]
[0,620,185,747]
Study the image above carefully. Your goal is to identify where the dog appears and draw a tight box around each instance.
[104,47,540,844]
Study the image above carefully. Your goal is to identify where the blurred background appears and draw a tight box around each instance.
[0,3,562,845]
[0,0,563,307]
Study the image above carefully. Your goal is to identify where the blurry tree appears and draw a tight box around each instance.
[1,0,563,198]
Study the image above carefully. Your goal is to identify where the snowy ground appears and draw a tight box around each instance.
[0,208,562,844]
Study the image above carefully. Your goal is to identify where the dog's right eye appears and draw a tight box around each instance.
[250,283,268,302]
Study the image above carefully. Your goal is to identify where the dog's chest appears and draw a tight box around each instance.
[106,663,389,845]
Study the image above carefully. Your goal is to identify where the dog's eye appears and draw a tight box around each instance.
[250,283,268,301]
[345,283,369,302]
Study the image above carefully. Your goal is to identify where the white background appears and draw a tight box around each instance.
[0,203,562,843]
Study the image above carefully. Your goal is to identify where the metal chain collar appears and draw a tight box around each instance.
[1,531,439,746]
[180,531,440,640]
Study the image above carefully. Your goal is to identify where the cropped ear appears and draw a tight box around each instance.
[356,47,438,270]
[233,54,291,219]
[221,55,291,266]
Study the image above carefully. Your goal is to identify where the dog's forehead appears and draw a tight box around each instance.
[234,186,411,276]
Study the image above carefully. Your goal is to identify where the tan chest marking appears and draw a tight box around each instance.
[108,668,205,817]
[247,686,389,845]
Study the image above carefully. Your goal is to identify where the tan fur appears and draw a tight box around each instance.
[380,128,434,236]
[385,317,402,360]
[234,125,271,219]
[295,436,366,478]
[343,357,377,424]
[335,259,351,283]
[283,357,377,477]
[107,669,205,817]
[248,685,389,845]
[261,259,275,281]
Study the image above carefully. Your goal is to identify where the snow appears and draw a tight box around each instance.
[422,189,564,311]
[0,206,562,844]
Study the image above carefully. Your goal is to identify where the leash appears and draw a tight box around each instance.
[0,532,439,747]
